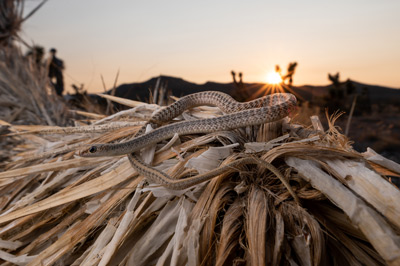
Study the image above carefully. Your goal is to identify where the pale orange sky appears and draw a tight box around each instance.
[22,0,400,93]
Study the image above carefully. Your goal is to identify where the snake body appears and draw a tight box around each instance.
[150,91,293,124]
[128,153,298,199]
[79,92,296,157]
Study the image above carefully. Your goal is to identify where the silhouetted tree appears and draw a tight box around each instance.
[283,62,298,87]
[231,70,249,101]
[275,65,282,76]
[275,62,298,87]
[328,72,340,87]
[231,70,243,86]
[326,73,363,114]
[328,72,343,99]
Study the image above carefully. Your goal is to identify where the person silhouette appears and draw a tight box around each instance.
[48,48,65,96]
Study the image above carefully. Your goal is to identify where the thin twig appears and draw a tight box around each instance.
[345,95,357,136]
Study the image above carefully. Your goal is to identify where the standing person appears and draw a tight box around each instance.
[48,48,65,96]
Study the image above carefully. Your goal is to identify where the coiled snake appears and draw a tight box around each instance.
[79,91,297,191]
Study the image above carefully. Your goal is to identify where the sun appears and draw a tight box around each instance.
[266,71,283,84]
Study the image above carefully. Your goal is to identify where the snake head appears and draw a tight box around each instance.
[78,144,101,157]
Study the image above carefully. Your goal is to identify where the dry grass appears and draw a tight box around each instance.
[0,0,47,46]
[0,0,23,46]
[0,45,70,169]
[0,92,399,265]
[0,0,67,129]
[0,46,69,126]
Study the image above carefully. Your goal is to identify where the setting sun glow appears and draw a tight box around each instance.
[266,72,283,84]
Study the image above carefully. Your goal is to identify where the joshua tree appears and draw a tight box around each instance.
[275,65,282,76]
[276,62,298,87]
[328,72,340,87]
[283,62,298,87]
[328,72,344,99]
[231,70,243,87]
[231,70,250,101]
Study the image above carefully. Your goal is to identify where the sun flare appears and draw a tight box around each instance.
[266,72,283,84]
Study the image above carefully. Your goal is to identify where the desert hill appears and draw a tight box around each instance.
[110,75,400,106]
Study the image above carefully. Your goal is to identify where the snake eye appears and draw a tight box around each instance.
[89,146,97,153]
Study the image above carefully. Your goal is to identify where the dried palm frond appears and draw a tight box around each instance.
[0,94,399,266]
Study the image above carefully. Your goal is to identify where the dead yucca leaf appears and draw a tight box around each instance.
[0,93,400,266]
[215,197,244,265]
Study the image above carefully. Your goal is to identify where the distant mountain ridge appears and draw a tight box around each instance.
[110,75,236,102]
[110,75,400,105]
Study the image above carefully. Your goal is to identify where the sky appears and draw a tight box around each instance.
[22,0,400,93]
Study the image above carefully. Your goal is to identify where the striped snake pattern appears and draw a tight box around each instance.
[79,91,296,157]
[78,91,297,190]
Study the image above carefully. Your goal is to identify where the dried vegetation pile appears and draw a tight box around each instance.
[0,46,68,127]
[0,0,68,164]
[0,93,400,265]
[1,2,400,264]
[0,46,70,166]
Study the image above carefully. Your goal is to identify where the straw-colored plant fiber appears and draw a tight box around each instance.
[0,93,400,265]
